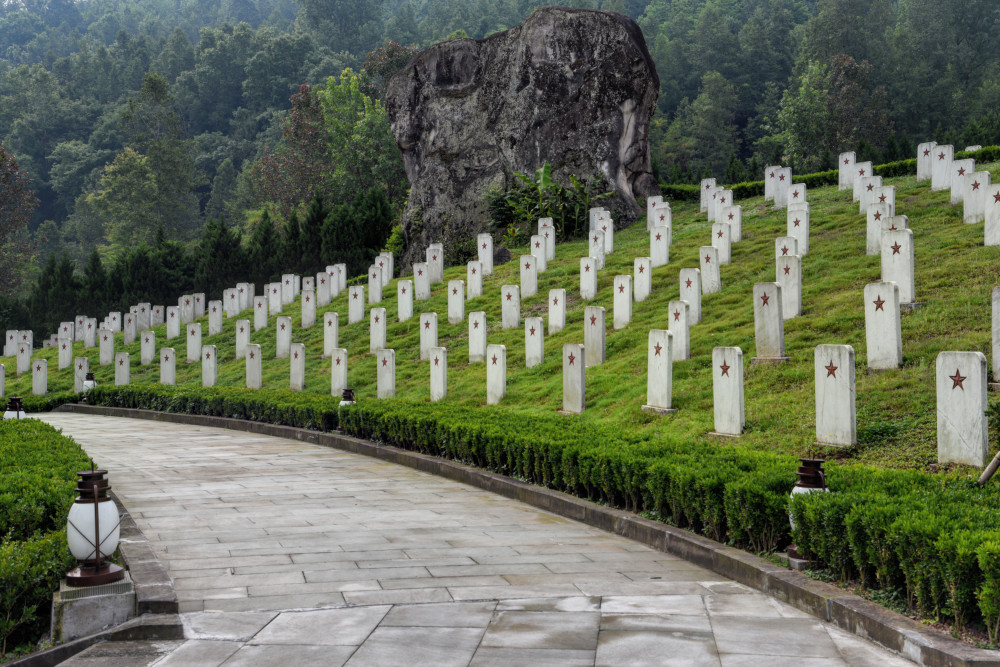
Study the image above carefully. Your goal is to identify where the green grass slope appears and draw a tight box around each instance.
[4,166,1000,472]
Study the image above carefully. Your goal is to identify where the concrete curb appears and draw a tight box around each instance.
[54,404,1000,667]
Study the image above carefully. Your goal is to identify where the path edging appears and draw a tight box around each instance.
[54,403,1000,667]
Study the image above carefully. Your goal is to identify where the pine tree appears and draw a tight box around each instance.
[195,217,246,297]
[246,210,281,285]
[281,211,301,273]
[298,194,327,275]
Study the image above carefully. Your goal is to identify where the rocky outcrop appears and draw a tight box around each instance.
[385,7,660,267]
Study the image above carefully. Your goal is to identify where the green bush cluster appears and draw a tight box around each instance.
[0,419,88,658]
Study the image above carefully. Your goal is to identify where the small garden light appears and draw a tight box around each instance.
[66,462,124,586]
[787,458,829,564]
[3,396,25,420]
[339,388,356,407]
[82,372,97,392]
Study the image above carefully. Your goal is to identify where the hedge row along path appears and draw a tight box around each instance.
[43,413,909,666]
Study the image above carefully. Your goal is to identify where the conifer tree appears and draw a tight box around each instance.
[246,210,280,285]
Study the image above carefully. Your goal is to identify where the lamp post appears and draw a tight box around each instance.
[339,388,356,407]
[3,396,25,419]
[82,372,97,392]
[66,463,124,586]
[787,458,828,565]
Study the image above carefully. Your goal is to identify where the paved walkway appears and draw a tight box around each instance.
[39,414,912,666]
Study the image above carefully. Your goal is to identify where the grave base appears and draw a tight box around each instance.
[641,405,677,416]
[750,356,790,365]
[989,383,1000,393]
[900,301,925,312]
[815,440,851,449]
[557,410,583,416]
[708,431,741,438]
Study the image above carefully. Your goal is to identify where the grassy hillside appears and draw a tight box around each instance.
[5,166,1000,472]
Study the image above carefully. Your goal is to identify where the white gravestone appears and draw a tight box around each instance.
[950,159,975,205]
[276,316,292,358]
[16,339,30,375]
[883,215,908,237]
[580,258,597,300]
[281,274,294,305]
[838,151,856,190]
[520,256,538,298]
[700,247,721,295]
[715,189,734,222]
[112,312,126,331]
[753,283,786,360]
[964,172,990,224]
[679,268,702,324]
[348,286,365,324]
[370,308,386,354]
[651,203,671,231]
[420,312,438,361]
[99,328,113,366]
[540,225,555,261]
[202,345,217,388]
[548,289,566,334]
[330,348,347,397]
[187,323,202,363]
[290,343,305,391]
[469,312,486,363]
[936,351,988,466]
[486,344,506,405]
[650,227,670,268]
[335,264,347,293]
[208,300,223,335]
[58,338,71,369]
[316,272,331,307]
[634,257,652,302]
[776,255,802,319]
[74,316,85,342]
[194,294,206,319]
[235,320,249,360]
[467,262,483,299]
[448,280,464,324]
[866,203,892,255]
[787,203,810,255]
[588,230,606,270]
[377,252,393,286]
[774,167,792,208]
[852,162,874,202]
[864,282,902,369]
[253,296,268,332]
[478,234,494,276]
[268,283,282,315]
[530,235,548,272]
[712,347,744,436]
[430,347,447,402]
[294,275,300,297]
[589,207,608,230]
[789,183,807,205]
[501,286,520,329]
[872,185,896,216]
[643,329,676,415]
[397,280,413,322]
[711,222,732,264]
[323,313,339,357]
[137,303,151,331]
[414,263,430,300]
[706,186,722,222]
[993,287,1000,382]
[246,344,261,389]
[237,283,250,312]
[301,289,316,328]
[584,306,606,367]
[764,166,780,202]
[159,349,175,386]
[562,344,585,414]
[668,300,690,361]
[525,317,544,368]
[647,194,663,221]
[815,344,856,446]
[613,275,632,330]
[987,184,1000,246]
[164,308,179,340]
[881,229,915,305]
[179,296,193,324]
[699,179,716,213]
[83,319,97,348]
[73,357,89,392]
[916,142,936,181]
[368,266,383,305]
[931,145,954,192]
[33,358,47,395]
[721,205,742,242]
[58,323,73,345]
[596,214,614,253]
[426,243,444,284]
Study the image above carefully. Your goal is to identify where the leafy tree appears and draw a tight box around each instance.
[206,157,237,221]
[0,144,37,297]
[320,187,392,278]
[360,41,418,101]
[296,0,385,56]
[86,147,159,247]
[772,61,829,171]
[659,71,740,178]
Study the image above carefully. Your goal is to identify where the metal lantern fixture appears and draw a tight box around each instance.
[66,463,124,586]
[787,458,828,562]
[82,371,97,392]
[339,388,356,407]
[3,396,25,420]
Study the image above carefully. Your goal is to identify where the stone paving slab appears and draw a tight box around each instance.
[42,414,914,667]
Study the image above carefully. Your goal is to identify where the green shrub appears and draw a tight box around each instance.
[978,540,1000,644]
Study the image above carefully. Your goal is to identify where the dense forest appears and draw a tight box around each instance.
[1,0,999,335]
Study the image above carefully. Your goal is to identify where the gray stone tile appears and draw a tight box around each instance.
[596,629,721,667]
[719,656,845,667]
[181,611,278,641]
[706,593,785,617]
[600,595,707,615]
[344,626,483,667]
[341,587,454,606]
[479,611,600,650]
[825,626,913,666]
[221,644,356,666]
[203,591,344,612]
[380,601,497,627]
[710,616,841,659]
[249,606,388,645]
[59,640,185,666]
[449,584,583,601]
[496,597,601,613]
[152,639,242,666]
[599,613,713,634]
[469,647,595,666]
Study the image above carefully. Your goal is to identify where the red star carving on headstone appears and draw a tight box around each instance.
[205,352,211,359]
[706,183,712,189]
[585,264,591,273]
[844,158,850,164]
[720,360,730,376]
[433,356,439,366]
[939,152,946,160]
[306,296,311,302]
[873,295,885,311]
[524,261,531,270]
[618,284,625,293]
[972,181,981,191]
[874,211,882,221]
[285,279,290,285]
[78,362,83,370]
[553,297,559,305]
[472,267,478,275]
[190,329,196,336]
[638,265,645,274]
[685,278,692,288]
[402,287,407,294]
[923,149,930,156]
[717,230,723,238]
[230,294,235,300]
[958,167,966,176]
[141,306,147,313]
[544,231,550,239]
[382,357,388,367]
[535,241,541,248]
[327,319,333,327]
[858,168,866,176]
[372,272,377,279]
[867,183,874,192]
[760,293,770,306]
[950,369,966,390]
[593,235,599,243]
[87,323,92,329]
[321,278,326,284]
[891,242,901,255]
[994,192,1000,204]
[238,288,244,294]
[379,261,384,268]
[568,352,576,365]
[782,245,789,255]
[825,361,838,378]
[336,357,341,365]
[473,320,479,329]
[720,196,727,204]
[673,310,680,321]
[659,214,665,222]
[590,315,597,325]
[879,194,887,203]
[353,291,359,300]
[889,224,897,231]
[273,288,278,294]
[779,173,786,181]
[655,233,662,241]
[424,320,430,329]
[249,351,254,359]
[482,242,487,249]
[704,254,711,264]
[783,265,790,275]
[792,190,799,199]
[654,342,662,356]
[728,212,734,220]
[61,343,66,350]
[769,171,775,178]
[280,323,286,330]
[293,351,298,359]
[36,364,41,371]
[491,354,497,365]
[374,315,379,323]
[257,302,262,308]
[792,218,801,228]
[19,347,24,355]
[432,255,438,262]
[602,225,608,233]
[529,326,536,336]
[417,269,423,276]
[163,355,169,362]
[506,292,512,301]
[103,335,108,341]
[239,326,245,333]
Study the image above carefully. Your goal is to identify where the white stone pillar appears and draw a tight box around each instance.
[413,263,430,300]
[235,320,249,359]
[448,281,464,324]
[964,172,990,224]
[931,145,954,192]
[378,349,396,398]
[246,344,261,389]
[16,338,30,375]
[293,274,301,297]
[137,303,152,331]
[706,186,722,222]
[650,227,669,268]
[281,274,294,305]
[764,166,780,202]
[202,345,217,388]
[815,344,856,446]
[300,288,316,328]
[478,234,494,276]
[469,312,486,363]
[613,275,632,330]
[253,296,268,332]
[776,255,802,320]
[722,205,742,242]
[951,158,975,205]
[111,312,125,331]
[323,312,339,357]
[987,184,1000,246]
[866,203,891,255]
[530,235,548,272]
[562,344,585,413]
[580,258,597,300]
[74,316,85,342]
[588,230,606,270]
[753,283,786,360]
[872,186,896,216]
[643,329,675,414]
[916,142,936,181]
[864,282,901,369]
[187,323,202,363]
[699,179,715,213]
[83,319,97,348]
[99,328,113,366]
[774,167,792,209]
[838,151,856,190]
[540,225,555,261]
[501,286,520,329]
[159,349,175,386]
[789,183,807,205]
[377,252,393,286]
[164,308,178,341]
[634,257,652,302]
[668,300,690,361]
[420,312,438,360]
[881,229,915,305]
[268,283,282,315]
[883,215,908,238]
[679,268,702,324]
[651,203,671,230]
[525,317,544,368]
[290,343,305,391]
[787,203,810,255]
[712,347,744,435]
[57,323,73,344]
[348,286,365,324]
[316,272,331,307]
[467,262,483,298]
[993,287,1000,383]
[237,283,250,312]
[700,247,720,294]
[58,337,72,369]
[178,296,193,325]
[73,357,89,392]
[370,307,386,354]
[208,300,223,335]
[596,214,614,253]
[335,264,347,294]
[486,344,506,405]
[584,306,606,367]
[852,162,873,202]
[146,306,159,329]
[331,348,347,397]
[712,222,731,265]
[430,347,447,401]
[33,358,47,395]
[936,351,988,466]
[427,244,444,284]
[276,316,292,358]
[397,281,413,322]
[368,265,383,305]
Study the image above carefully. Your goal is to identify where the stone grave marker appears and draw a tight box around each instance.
[699,179,716,213]
[642,329,676,415]
[776,255,802,319]
[931,145,954,191]
[348,286,365,324]
[561,343,586,413]
[715,189,734,222]
[57,323,73,346]
[917,142,936,181]
[414,263,430,300]
[872,185,896,216]
[99,328,113,366]
[650,227,669,268]
[74,316,85,342]
[651,203,671,231]
[580,258,597,300]
[852,162,873,202]
[774,167,792,208]
[700,246,721,294]
[58,337,71,369]
[426,243,444,284]
[521,316,544,369]
[540,225,555,261]
[187,323,202,363]
[324,313,339,358]
[776,236,798,261]
[467,262,483,298]
[208,300,223,335]
[937,351,988,466]
[706,186,722,222]
[548,289,566,335]
[33,358,47,395]
[753,283,786,361]
[764,165,780,202]
[368,266,383,305]
[838,151,856,190]
[478,234,494,276]
[679,268,702,324]
[866,203,892,255]
[397,281,413,321]
[486,344,506,405]
[430,347,447,401]
[815,344,856,446]
[379,252,394,285]
[179,296,194,324]
[301,288,316,328]
[588,230,606,270]
[331,348,347,397]
[987,184,1000,246]
[882,215,908,238]
[237,283,251,312]
[420,312,438,360]
[501,286,520,329]
[722,205,742,242]
[254,296,268,332]
[613,275,632,329]
[235,320,249,359]
[647,194,664,220]
[448,280,465,324]
[530,235,548,272]
[964,172,990,224]
[194,294,206,319]
[596,214,614,253]
[83,319,97,348]
[268,283,282,315]
[224,288,238,318]
[73,357,88,392]
[864,282,902,369]
[712,347,744,436]
[335,264,347,294]
[520,256,538,298]
[712,222,732,264]
[469,312,486,362]
[316,272,331,307]
[138,329,153,367]
[634,257,652,302]
[246,344,261,389]
[584,306,606,367]
[276,316,292,358]
[370,308,386,354]
[950,158,975,205]
[159,349,175,386]
[290,343,305,391]
[134,303,149,333]
[789,183,807,204]
[202,345,216,388]
[293,275,301,296]
[668,300,690,361]
[881,229,915,305]
[787,204,810,255]
[281,274,294,305]
[589,207,608,230]
[966,145,983,152]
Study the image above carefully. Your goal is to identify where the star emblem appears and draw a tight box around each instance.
[889,224,898,231]
[923,149,930,156]
[717,230,723,238]
[950,369,966,390]
[958,167,966,176]
[285,279,290,285]
[728,212,734,220]
[891,242,901,255]
[867,184,874,192]
[553,297,559,305]
[482,242,487,249]
[382,357,388,367]
[280,323,286,330]
[472,268,477,275]
[506,292,512,301]
[793,218,801,227]
[590,315,597,325]
[769,171,775,178]
[452,288,458,295]
[433,356,439,365]
[568,352,576,365]
[654,342,662,356]
[618,284,625,293]
[327,320,333,327]
[61,344,66,350]
[353,291,359,300]
[402,287,407,294]
[374,315,380,323]
[720,360,730,376]
[372,272,377,279]
[844,158,850,164]
[760,293,770,306]
[704,254,711,264]
[163,355,169,362]
[524,261,531,270]
[779,173,786,181]
[973,181,981,191]
[205,352,211,359]
[879,194,887,202]
[249,351,254,359]
[424,320,430,329]
[417,269,423,276]
[685,278,692,288]
[474,320,480,329]
[78,363,83,370]
[602,225,608,232]
[306,296,310,302]
[293,351,298,359]
[238,288,244,294]
[529,326,536,335]
[190,329,196,336]
[585,264,591,273]
[659,214,665,221]
[994,192,1000,204]
[335,357,341,365]
[673,310,680,321]
[874,211,882,221]
[825,361,838,378]
[655,233,662,241]
[593,235,599,243]
[144,337,149,343]
[638,265,645,274]
[939,152,945,160]
[432,255,438,261]
[37,364,42,371]
[792,190,799,198]
[491,354,498,365]
[858,168,866,176]
[783,265,790,275]
[117,359,123,366]
[873,295,885,311]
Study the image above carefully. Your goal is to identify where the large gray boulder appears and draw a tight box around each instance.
[385,7,660,266]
